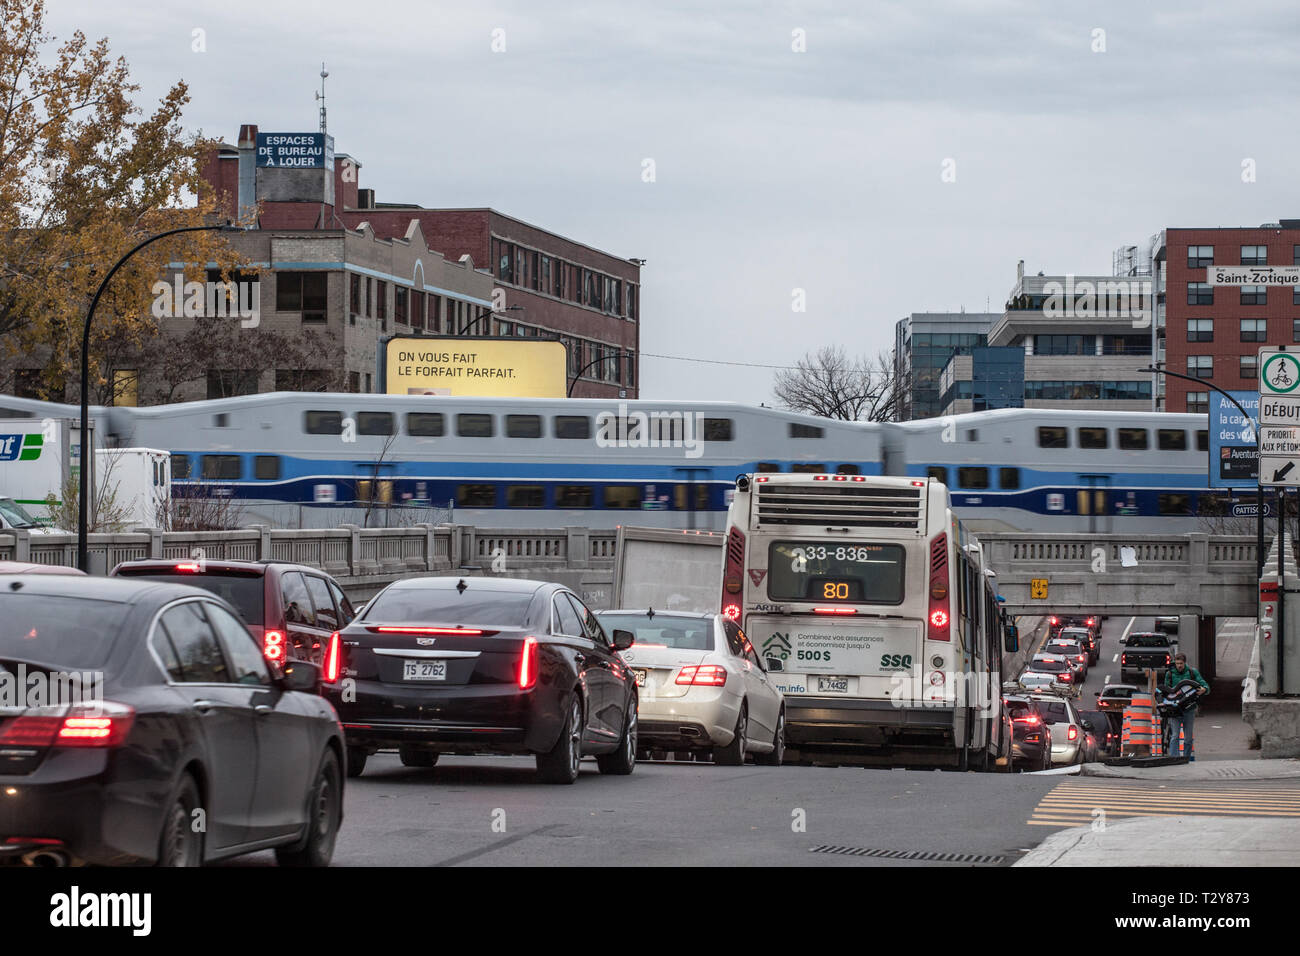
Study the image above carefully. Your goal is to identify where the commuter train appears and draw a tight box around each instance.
[0,392,1223,533]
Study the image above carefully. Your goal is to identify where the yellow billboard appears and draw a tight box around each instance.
[384,336,568,398]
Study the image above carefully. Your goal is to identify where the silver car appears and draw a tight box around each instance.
[596,610,785,766]
[1028,693,1087,766]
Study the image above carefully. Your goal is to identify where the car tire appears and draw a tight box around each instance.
[713,704,748,766]
[345,745,367,778]
[276,750,342,867]
[536,694,583,784]
[399,747,439,768]
[157,774,203,867]
[754,709,785,766]
[597,697,637,775]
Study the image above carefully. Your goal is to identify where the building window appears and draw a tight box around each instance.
[412,291,425,330]
[376,281,387,320]
[276,272,327,323]
[627,284,637,321]
[394,287,408,326]
[347,371,360,393]
[1187,355,1213,379]
[350,274,361,315]
[1241,354,1258,379]
[364,373,372,393]
[1186,318,1213,342]
[1241,245,1267,266]
[1078,427,1108,449]
[1118,428,1149,450]
[1186,391,1209,414]
[1241,318,1267,342]
[1240,285,1267,305]
[1187,283,1214,305]
[1294,245,1300,266]
[1036,427,1068,449]
[1187,245,1214,268]
[206,370,258,399]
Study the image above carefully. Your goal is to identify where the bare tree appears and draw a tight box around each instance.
[773,346,904,422]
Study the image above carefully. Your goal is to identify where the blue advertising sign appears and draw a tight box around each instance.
[1209,390,1258,488]
[255,132,334,169]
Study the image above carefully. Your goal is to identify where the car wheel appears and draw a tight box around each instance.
[345,745,367,778]
[536,694,583,784]
[754,709,785,766]
[597,697,637,775]
[276,750,342,867]
[713,704,747,766]
[157,774,203,867]
[399,747,439,768]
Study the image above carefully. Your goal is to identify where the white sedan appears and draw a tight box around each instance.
[596,609,785,766]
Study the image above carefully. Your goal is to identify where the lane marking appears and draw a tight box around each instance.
[1120,616,1137,643]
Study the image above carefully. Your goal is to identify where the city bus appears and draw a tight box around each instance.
[720,473,1014,769]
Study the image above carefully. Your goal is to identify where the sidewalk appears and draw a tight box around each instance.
[1017,815,1300,866]
[1080,758,1300,781]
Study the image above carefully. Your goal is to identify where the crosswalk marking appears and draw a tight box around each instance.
[1027,782,1300,828]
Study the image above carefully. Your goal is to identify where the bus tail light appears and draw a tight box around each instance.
[927,534,950,642]
[721,526,746,620]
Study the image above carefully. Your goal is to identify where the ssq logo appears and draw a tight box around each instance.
[0,433,42,461]
[881,653,913,670]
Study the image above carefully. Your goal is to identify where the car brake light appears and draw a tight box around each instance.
[676,664,727,686]
[0,702,135,748]
[0,715,62,747]
[1013,715,1040,725]
[263,629,286,662]
[1164,655,1171,665]
[369,626,486,635]
[1050,616,1058,625]
[1068,725,1078,741]
[175,562,201,572]
[518,636,538,690]
[1076,655,1086,662]
[323,632,342,683]
[1087,618,1095,625]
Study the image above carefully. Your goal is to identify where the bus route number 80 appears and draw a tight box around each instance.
[821,581,850,600]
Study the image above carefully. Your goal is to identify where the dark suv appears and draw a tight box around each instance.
[1005,696,1052,771]
[110,559,357,665]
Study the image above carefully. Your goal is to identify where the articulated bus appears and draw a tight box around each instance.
[721,473,1016,769]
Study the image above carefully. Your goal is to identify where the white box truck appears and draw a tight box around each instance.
[98,447,171,530]
[610,526,724,613]
[0,417,84,531]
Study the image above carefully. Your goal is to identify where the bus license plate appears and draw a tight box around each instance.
[403,660,447,681]
[817,676,849,693]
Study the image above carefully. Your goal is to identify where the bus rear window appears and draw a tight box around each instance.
[765,541,905,604]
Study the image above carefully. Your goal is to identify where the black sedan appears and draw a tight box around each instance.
[1005,696,1052,771]
[0,575,345,866]
[323,577,639,784]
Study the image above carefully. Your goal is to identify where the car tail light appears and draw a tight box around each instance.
[1164,655,1171,666]
[323,631,342,683]
[927,534,950,642]
[1067,725,1078,741]
[518,636,538,690]
[0,715,62,747]
[1014,715,1040,725]
[721,526,745,620]
[722,603,741,621]
[676,665,727,686]
[1050,616,1058,625]
[1087,618,1096,625]
[1121,654,1127,664]
[1076,655,1086,662]
[263,629,286,662]
[56,703,135,747]
[175,562,201,572]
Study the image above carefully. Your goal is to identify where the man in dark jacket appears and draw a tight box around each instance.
[1162,653,1209,760]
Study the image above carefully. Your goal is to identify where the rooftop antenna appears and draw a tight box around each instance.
[315,63,329,133]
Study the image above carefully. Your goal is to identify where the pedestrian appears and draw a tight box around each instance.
[1162,653,1209,760]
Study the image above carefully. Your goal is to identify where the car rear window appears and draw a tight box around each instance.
[596,615,713,650]
[364,588,536,628]
[1127,634,1170,647]
[1,594,129,669]
[111,570,264,625]
[1006,700,1037,719]
[1031,658,1068,672]
[1039,701,1069,724]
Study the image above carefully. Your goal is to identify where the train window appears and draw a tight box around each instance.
[1158,493,1192,515]
[506,415,542,438]
[254,455,281,480]
[357,412,395,436]
[927,466,947,483]
[756,462,781,472]
[1078,428,1109,449]
[999,467,1020,490]
[789,423,824,439]
[1196,430,1208,451]
[554,416,591,439]
[171,454,191,479]
[457,414,494,437]
[200,455,241,480]
[603,485,642,509]
[555,485,594,508]
[1157,429,1187,451]
[703,418,733,441]
[652,417,684,443]
[1118,428,1149,450]
[214,413,229,428]
[304,410,343,435]
[1036,427,1068,448]
[457,484,497,507]
[790,463,825,473]
[506,485,545,508]
[406,413,445,437]
[835,464,861,475]
[957,467,989,489]
[674,485,710,510]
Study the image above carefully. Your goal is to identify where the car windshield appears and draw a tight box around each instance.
[113,570,265,625]
[1007,700,1038,720]
[0,497,42,529]
[0,593,128,669]
[596,614,713,650]
[365,588,536,627]
[1128,634,1170,648]
[1047,640,1083,652]
[1032,658,1069,673]
[1102,687,1135,699]
[1060,629,1090,640]
[1038,700,1070,724]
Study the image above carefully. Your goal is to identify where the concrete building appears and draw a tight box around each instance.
[203,125,641,399]
[893,312,998,420]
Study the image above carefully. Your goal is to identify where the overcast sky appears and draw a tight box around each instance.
[49,0,1300,405]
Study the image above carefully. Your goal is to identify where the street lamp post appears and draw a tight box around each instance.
[78,222,240,572]
[1142,365,1264,576]
[567,354,613,397]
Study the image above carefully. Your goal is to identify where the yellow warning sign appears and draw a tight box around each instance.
[1030,578,1048,600]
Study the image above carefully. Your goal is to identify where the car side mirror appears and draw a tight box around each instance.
[611,629,635,651]
[281,659,320,691]
[1003,624,1019,653]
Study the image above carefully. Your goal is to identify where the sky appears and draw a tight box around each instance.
[47,0,1300,405]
